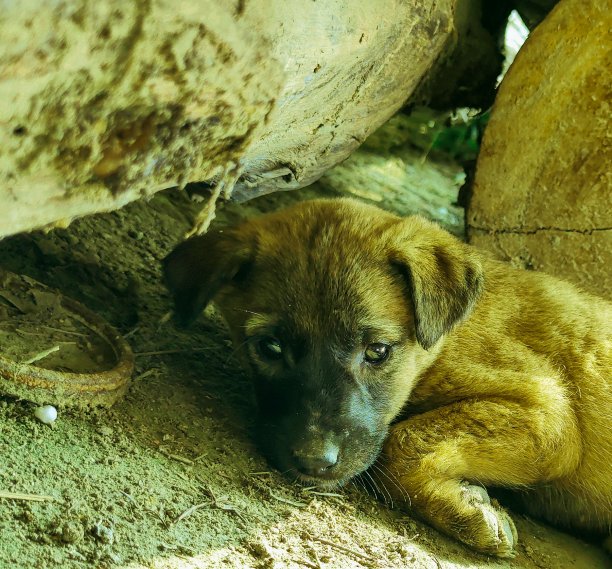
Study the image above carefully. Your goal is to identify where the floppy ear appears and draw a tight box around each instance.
[163,228,254,327]
[388,216,484,350]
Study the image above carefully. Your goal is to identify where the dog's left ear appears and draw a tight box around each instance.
[163,228,254,327]
[388,216,484,350]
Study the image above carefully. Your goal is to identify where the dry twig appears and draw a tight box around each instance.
[135,347,213,357]
[159,449,194,465]
[22,345,60,365]
[123,326,140,339]
[268,491,307,508]
[205,486,247,523]
[41,325,87,337]
[173,502,208,525]
[306,543,324,569]
[132,369,159,383]
[0,491,55,502]
[309,535,377,566]
[186,161,242,237]
[290,559,320,569]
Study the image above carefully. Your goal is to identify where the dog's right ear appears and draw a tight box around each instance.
[163,228,254,327]
[387,216,484,350]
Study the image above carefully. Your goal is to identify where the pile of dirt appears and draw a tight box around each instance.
[0,135,608,568]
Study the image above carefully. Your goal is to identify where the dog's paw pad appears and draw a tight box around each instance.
[472,501,517,557]
[449,483,517,557]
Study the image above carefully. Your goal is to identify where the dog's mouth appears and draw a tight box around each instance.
[293,472,350,490]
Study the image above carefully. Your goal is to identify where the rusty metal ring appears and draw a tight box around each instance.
[0,270,133,408]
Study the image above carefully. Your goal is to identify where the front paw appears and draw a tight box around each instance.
[453,484,517,558]
[392,478,518,558]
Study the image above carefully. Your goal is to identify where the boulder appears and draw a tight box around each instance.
[467,0,612,299]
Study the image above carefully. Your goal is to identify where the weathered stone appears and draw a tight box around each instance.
[467,0,612,300]
[1,1,501,238]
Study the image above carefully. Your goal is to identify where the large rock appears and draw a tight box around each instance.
[467,0,612,300]
[0,1,282,238]
[1,0,502,238]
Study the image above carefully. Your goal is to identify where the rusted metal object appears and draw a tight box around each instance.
[0,270,133,407]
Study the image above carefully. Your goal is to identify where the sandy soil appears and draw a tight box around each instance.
[0,130,609,569]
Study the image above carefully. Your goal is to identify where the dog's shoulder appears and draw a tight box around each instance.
[475,257,611,332]
[452,257,611,384]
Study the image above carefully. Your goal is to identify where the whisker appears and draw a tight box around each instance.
[357,471,377,498]
[364,470,381,498]
[371,463,410,507]
[276,467,308,488]
[351,475,367,496]
[284,468,299,478]
[366,468,393,508]
[365,470,393,507]
[230,308,265,317]
[357,477,370,497]
[376,463,408,501]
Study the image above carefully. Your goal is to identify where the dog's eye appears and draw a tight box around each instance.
[257,337,283,361]
[364,343,390,365]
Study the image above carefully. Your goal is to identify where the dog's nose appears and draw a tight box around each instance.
[292,444,339,476]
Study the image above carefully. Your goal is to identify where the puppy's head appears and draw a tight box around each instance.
[164,199,483,486]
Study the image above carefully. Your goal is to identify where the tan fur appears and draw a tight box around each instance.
[382,258,611,554]
[164,198,611,557]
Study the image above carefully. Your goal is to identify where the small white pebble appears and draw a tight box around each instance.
[34,405,58,425]
[92,522,114,544]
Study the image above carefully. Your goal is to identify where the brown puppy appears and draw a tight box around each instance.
[164,198,611,557]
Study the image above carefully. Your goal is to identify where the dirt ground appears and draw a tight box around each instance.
[0,126,609,569]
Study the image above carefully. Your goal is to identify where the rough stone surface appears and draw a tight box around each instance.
[1,0,504,239]
[0,0,282,238]
[232,0,489,199]
[467,0,612,300]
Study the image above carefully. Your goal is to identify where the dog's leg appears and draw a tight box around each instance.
[378,398,580,557]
